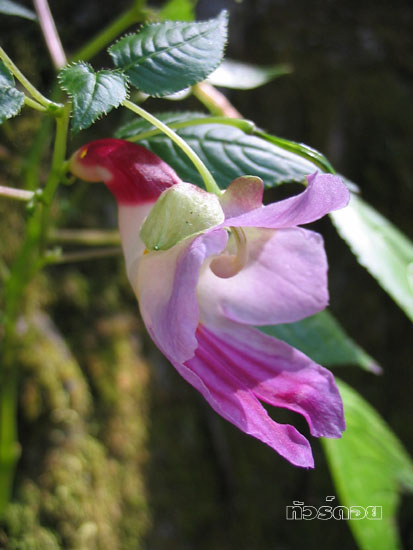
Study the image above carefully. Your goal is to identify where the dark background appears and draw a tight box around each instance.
[1,1,412,548]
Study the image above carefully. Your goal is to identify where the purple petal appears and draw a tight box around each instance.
[136,229,228,364]
[175,328,315,468]
[198,227,329,326]
[225,173,350,229]
[197,323,345,439]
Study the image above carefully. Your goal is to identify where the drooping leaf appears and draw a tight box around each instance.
[117,114,317,188]
[0,0,37,20]
[207,59,292,90]
[160,0,197,21]
[0,60,24,124]
[323,380,413,550]
[331,191,413,322]
[58,63,128,132]
[261,310,380,373]
[108,11,228,96]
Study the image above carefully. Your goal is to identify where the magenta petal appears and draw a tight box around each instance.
[137,229,228,363]
[225,173,350,229]
[176,329,314,468]
[197,323,345,439]
[199,227,329,326]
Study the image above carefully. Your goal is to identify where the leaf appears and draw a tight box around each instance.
[322,380,413,550]
[0,0,37,20]
[160,0,197,21]
[117,114,318,188]
[207,59,292,90]
[108,11,228,96]
[260,310,380,373]
[331,191,413,322]
[58,63,128,132]
[0,60,24,124]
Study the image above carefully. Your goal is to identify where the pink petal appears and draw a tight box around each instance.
[198,227,329,326]
[197,323,345,439]
[225,173,350,228]
[219,176,264,218]
[174,329,315,468]
[136,229,228,364]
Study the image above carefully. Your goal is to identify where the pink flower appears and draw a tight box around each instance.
[70,138,350,468]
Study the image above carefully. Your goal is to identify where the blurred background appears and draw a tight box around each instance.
[0,0,412,548]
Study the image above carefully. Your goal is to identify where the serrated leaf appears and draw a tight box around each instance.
[120,116,318,188]
[208,59,292,90]
[323,380,413,550]
[331,191,413,322]
[0,60,24,124]
[108,11,228,96]
[260,310,380,373]
[0,0,37,20]
[160,0,197,21]
[59,63,128,132]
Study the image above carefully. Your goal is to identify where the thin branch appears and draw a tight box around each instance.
[50,229,121,246]
[0,185,34,202]
[33,0,67,69]
[192,82,242,118]
[49,247,122,264]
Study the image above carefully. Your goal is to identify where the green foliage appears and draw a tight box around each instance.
[160,0,197,21]
[208,59,293,90]
[0,0,36,20]
[331,191,413,322]
[261,310,379,372]
[323,380,413,550]
[117,113,317,188]
[0,60,25,124]
[108,11,228,96]
[58,63,128,132]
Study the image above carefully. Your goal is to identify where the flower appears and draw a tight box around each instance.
[70,138,350,468]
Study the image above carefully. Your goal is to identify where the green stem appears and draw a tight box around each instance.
[0,47,63,113]
[71,6,144,62]
[50,228,121,246]
[123,99,222,196]
[0,185,34,202]
[0,105,70,518]
[24,96,47,112]
[47,247,121,264]
[126,116,255,142]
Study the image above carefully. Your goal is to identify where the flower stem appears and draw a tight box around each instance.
[192,82,242,118]
[0,185,34,202]
[50,228,121,246]
[0,47,63,113]
[123,99,222,196]
[33,0,67,69]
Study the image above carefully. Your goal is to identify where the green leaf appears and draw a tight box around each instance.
[260,310,379,372]
[0,60,24,124]
[117,114,317,188]
[58,63,128,132]
[108,11,228,96]
[323,380,413,550]
[331,191,413,322]
[160,0,197,21]
[207,59,292,90]
[0,0,37,20]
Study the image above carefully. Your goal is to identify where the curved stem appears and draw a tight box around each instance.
[0,47,63,112]
[123,100,222,196]
[24,96,47,112]
[126,116,255,142]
